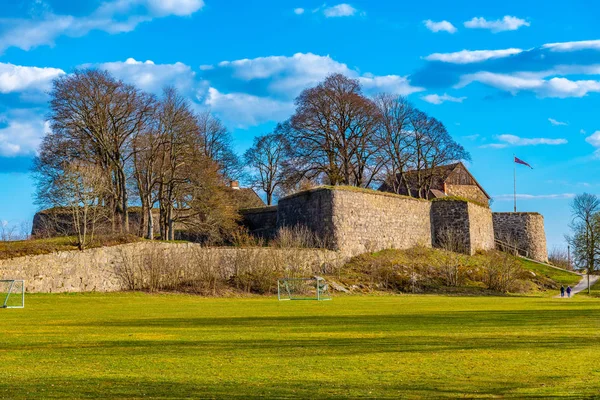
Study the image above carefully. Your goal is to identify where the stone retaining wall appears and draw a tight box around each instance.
[0,242,341,293]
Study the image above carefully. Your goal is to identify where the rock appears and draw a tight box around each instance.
[328,280,350,293]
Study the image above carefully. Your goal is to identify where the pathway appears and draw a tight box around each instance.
[555,274,599,298]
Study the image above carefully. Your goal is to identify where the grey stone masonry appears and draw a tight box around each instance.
[275,187,495,257]
[430,199,495,255]
[329,189,432,255]
[493,212,548,262]
[277,188,337,245]
[0,242,340,293]
[240,206,278,239]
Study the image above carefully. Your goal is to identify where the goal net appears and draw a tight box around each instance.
[277,276,331,301]
[0,280,25,309]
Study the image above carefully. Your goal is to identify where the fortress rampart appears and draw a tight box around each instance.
[430,199,495,255]
[243,187,507,258]
[492,212,548,262]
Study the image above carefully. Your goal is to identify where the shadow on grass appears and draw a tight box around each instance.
[3,309,600,356]
[60,308,600,330]
[0,375,583,399]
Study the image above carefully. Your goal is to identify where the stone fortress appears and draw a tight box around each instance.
[243,162,549,262]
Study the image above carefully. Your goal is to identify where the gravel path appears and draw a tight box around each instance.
[556,275,599,298]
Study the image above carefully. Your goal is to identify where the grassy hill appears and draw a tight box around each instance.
[336,247,581,295]
[519,258,581,286]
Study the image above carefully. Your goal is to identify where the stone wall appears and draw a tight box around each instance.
[430,199,494,255]
[240,206,278,239]
[330,189,432,255]
[467,202,495,253]
[445,184,490,206]
[277,188,336,243]
[493,212,548,262]
[0,242,341,293]
[252,187,498,257]
[242,187,545,261]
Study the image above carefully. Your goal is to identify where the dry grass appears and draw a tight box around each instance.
[340,247,580,294]
[0,234,141,260]
[114,245,343,296]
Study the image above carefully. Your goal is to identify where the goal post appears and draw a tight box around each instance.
[0,280,25,309]
[277,276,331,301]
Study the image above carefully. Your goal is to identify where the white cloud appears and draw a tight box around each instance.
[464,15,529,33]
[585,131,600,148]
[421,93,466,105]
[0,110,49,157]
[456,72,600,98]
[203,53,423,126]
[294,8,305,15]
[0,62,64,94]
[359,75,423,96]
[142,0,204,17]
[543,39,600,52]
[88,58,199,96]
[215,53,423,99]
[424,48,523,64]
[494,193,575,201]
[424,20,457,34]
[548,118,568,126]
[0,0,205,53]
[486,134,568,148]
[204,88,295,127]
[580,129,587,134]
[323,4,358,18]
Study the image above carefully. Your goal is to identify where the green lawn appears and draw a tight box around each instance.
[2,293,600,399]
[519,258,581,286]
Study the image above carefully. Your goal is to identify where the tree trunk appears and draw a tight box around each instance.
[146,195,154,240]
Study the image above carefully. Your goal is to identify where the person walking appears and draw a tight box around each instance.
[566,286,572,298]
[560,285,565,298]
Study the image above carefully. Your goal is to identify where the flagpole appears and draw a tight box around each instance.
[513,154,517,212]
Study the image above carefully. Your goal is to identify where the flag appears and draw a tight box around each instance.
[514,156,533,169]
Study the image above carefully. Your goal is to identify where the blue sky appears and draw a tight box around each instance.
[1,0,599,250]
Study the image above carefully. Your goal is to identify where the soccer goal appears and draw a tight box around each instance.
[277,276,331,301]
[0,280,25,309]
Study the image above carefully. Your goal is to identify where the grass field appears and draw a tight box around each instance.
[520,258,581,286]
[2,293,600,399]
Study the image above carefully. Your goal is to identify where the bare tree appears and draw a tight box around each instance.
[0,221,18,241]
[549,247,572,270]
[244,131,287,205]
[197,111,242,180]
[57,161,110,250]
[567,193,600,294]
[132,107,162,239]
[374,94,415,194]
[154,87,199,241]
[408,110,470,198]
[48,69,155,233]
[288,74,382,187]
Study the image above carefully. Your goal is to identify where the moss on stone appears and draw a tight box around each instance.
[432,195,489,209]
[281,185,429,202]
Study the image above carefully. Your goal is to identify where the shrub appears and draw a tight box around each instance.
[481,252,522,292]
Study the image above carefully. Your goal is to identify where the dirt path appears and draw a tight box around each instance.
[555,275,599,298]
